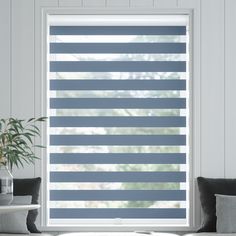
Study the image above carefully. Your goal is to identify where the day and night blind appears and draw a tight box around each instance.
[49,24,188,221]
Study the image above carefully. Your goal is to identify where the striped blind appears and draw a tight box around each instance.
[49,24,189,222]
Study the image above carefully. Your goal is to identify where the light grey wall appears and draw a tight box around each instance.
[1,0,236,230]
[0,0,235,181]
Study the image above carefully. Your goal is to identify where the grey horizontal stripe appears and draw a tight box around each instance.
[50,208,186,219]
[50,153,186,164]
[50,43,186,54]
[50,61,186,72]
[50,98,186,109]
[50,171,186,182]
[50,116,186,127]
[50,134,186,146]
[50,190,186,201]
[50,79,186,91]
[50,26,186,36]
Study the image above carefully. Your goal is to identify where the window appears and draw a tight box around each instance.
[47,15,190,227]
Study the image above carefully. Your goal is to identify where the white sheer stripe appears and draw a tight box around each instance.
[50,35,187,43]
[50,201,186,208]
[49,72,187,80]
[50,182,186,190]
[49,54,186,61]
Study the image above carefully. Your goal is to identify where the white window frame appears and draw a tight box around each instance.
[37,7,197,232]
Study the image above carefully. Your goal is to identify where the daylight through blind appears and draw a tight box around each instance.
[48,23,189,221]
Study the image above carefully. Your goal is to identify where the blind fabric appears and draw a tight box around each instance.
[49,25,188,221]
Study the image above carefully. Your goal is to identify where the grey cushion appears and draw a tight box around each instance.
[184,234,236,236]
[12,195,32,205]
[0,196,31,234]
[0,211,29,234]
[197,177,236,232]
[216,194,236,233]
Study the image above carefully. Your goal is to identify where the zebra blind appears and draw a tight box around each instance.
[49,23,189,223]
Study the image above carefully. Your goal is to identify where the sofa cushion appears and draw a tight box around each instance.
[215,194,236,233]
[184,234,236,236]
[197,177,236,232]
[13,178,41,233]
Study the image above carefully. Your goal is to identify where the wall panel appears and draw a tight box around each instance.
[154,0,177,8]
[0,0,11,118]
[83,0,106,8]
[2,0,236,228]
[178,0,196,8]
[11,0,35,177]
[130,0,153,8]
[11,0,35,119]
[200,0,225,177]
[107,0,130,7]
[59,0,82,7]
[225,0,236,178]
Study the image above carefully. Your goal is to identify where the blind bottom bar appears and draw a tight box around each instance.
[50,208,186,219]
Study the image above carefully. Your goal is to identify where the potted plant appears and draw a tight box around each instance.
[0,117,47,205]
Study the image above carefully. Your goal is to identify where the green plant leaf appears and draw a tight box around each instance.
[0,117,46,169]
[27,118,35,122]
